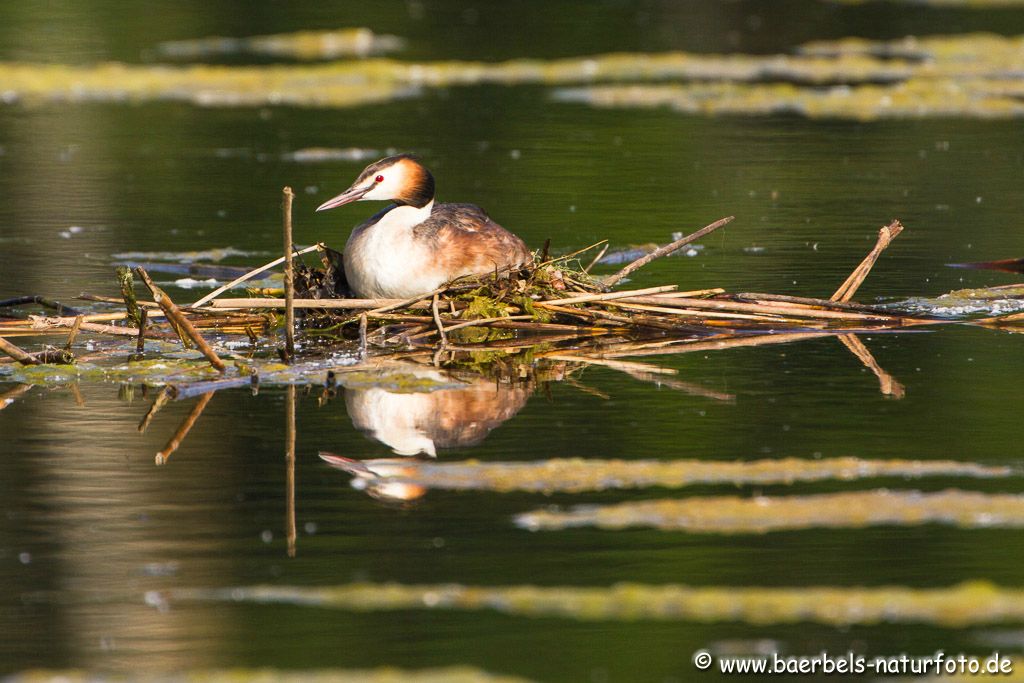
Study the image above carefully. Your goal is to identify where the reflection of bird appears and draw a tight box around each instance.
[319,453,429,504]
[344,369,531,457]
[316,153,532,299]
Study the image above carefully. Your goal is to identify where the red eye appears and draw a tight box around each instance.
[375,174,384,183]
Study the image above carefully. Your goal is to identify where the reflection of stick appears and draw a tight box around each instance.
[431,293,447,347]
[138,387,172,433]
[282,186,296,364]
[136,267,226,373]
[831,220,904,303]
[0,383,33,410]
[155,391,214,465]
[838,334,906,399]
[0,337,40,365]
[285,385,297,558]
[603,216,733,287]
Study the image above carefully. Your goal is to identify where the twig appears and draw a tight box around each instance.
[0,337,40,365]
[190,244,321,308]
[358,313,368,361]
[603,216,734,287]
[583,243,610,273]
[208,297,429,310]
[538,240,609,269]
[734,292,897,315]
[431,293,448,347]
[366,285,450,317]
[136,267,226,373]
[135,308,148,355]
[609,295,903,323]
[831,220,904,303]
[155,391,215,465]
[64,315,83,350]
[283,186,296,364]
[0,295,82,317]
[838,334,906,399]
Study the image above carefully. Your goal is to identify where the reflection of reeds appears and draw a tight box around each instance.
[515,489,1024,533]
[322,456,1013,494]
[175,580,1024,627]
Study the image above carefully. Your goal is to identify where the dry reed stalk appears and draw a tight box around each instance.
[78,293,161,308]
[358,313,368,361]
[135,308,148,355]
[831,219,904,302]
[649,288,727,298]
[64,315,84,350]
[136,267,226,373]
[191,244,321,308]
[283,186,296,363]
[734,292,895,314]
[0,336,40,365]
[536,239,608,268]
[603,216,733,287]
[542,285,678,306]
[155,391,215,465]
[613,295,902,322]
[838,334,906,398]
[208,297,433,310]
[431,293,448,347]
[606,301,798,323]
[583,243,610,273]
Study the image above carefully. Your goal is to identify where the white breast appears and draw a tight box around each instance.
[344,201,442,299]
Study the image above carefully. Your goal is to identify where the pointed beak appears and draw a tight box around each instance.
[315,185,370,212]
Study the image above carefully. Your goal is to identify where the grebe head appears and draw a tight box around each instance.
[315,153,435,212]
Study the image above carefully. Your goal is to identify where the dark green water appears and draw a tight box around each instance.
[2,3,1024,682]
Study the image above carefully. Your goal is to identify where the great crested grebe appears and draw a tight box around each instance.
[315,153,532,299]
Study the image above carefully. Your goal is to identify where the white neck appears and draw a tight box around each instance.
[377,199,434,231]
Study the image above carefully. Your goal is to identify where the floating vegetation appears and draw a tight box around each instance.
[555,78,1024,120]
[281,147,386,163]
[0,62,418,109]
[174,580,1024,627]
[156,28,405,61]
[111,247,268,263]
[6,668,534,683]
[555,33,1024,120]
[514,489,1024,533]
[2,33,1024,117]
[322,455,1015,495]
